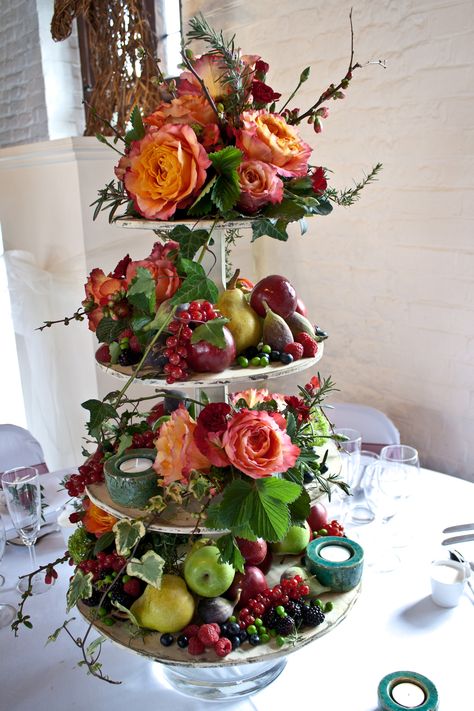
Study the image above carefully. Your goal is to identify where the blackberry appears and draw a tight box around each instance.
[301,604,325,627]
[109,589,133,609]
[262,607,279,630]
[81,588,103,607]
[118,348,141,366]
[243,345,259,359]
[275,615,295,636]
[285,601,303,624]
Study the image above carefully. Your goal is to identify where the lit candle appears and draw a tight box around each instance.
[391,681,426,707]
[119,457,153,474]
[319,544,352,562]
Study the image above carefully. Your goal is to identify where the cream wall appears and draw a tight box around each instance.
[183,0,474,481]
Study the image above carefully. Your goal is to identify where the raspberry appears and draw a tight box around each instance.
[198,623,220,646]
[188,636,205,655]
[214,637,232,657]
[182,624,200,638]
[295,332,319,357]
[283,342,304,360]
[123,578,141,597]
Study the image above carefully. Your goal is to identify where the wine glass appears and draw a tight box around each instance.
[332,428,362,522]
[379,445,420,546]
[1,467,50,595]
[345,450,379,526]
[0,515,16,627]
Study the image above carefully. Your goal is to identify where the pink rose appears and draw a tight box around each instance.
[123,124,211,221]
[222,409,300,479]
[153,407,211,485]
[194,402,231,467]
[235,110,311,177]
[125,258,180,305]
[237,159,283,214]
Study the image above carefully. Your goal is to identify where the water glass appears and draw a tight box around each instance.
[379,445,420,545]
[0,515,16,626]
[346,450,379,525]
[332,428,362,521]
[1,467,50,595]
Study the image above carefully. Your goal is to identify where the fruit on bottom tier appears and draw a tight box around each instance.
[183,545,235,597]
[130,574,195,633]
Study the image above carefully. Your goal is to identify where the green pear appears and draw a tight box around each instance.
[130,574,195,633]
[216,269,262,354]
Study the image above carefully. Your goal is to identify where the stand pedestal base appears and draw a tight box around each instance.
[162,658,287,701]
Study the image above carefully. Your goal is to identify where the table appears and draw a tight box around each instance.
[1,468,472,710]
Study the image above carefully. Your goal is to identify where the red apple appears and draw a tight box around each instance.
[95,344,111,364]
[250,275,297,318]
[186,327,236,373]
[257,547,273,575]
[295,297,307,317]
[226,565,268,608]
[307,502,329,532]
[235,537,267,566]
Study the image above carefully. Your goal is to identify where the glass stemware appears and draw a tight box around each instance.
[332,428,362,522]
[0,515,16,627]
[379,445,420,547]
[1,467,50,595]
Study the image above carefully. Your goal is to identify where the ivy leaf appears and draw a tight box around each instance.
[170,271,218,305]
[263,199,307,221]
[46,619,75,644]
[109,341,121,364]
[86,636,106,657]
[67,570,93,612]
[215,534,245,573]
[251,218,289,243]
[127,267,156,315]
[116,432,133,457]
[112,600,141,627]
[191,318,229,348]
[95,317,127,344]
[81,400,118,439]
[169,225,210,260]
[126,550,165,588]
[113,519,146,557]
[93,530,116,556]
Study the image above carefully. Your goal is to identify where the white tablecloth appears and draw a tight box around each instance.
[0,468,473,710]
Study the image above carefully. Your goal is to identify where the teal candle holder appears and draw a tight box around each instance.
[305,536,364,591]
[104,449,159,509]
[377,671,438,711]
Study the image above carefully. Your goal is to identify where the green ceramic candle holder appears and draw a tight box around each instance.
[104,449,159,509]
[305,536,364,591]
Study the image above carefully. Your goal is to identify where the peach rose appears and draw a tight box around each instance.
[237,159,283,213]
[125,258,180,305]
[235,110,311,177]
[82,501,118,537]
[84,268,123,307]
[230,389,286,410]
[153,406,211,485]
[177,54,230,99]
[144,94,216,129]
[222,409,300,479]
[123,124,211,221]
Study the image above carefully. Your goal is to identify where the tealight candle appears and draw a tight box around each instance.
[391,681,426,707]
[319,544,352,562]
[119,457,153,474]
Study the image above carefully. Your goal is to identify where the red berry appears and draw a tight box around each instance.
[182,624,200,638]
[198,623,220,647]
[123,578,141,597]
[188,637,205,655]
[295,332,319,357]
[284,342,304,360]
[214,637,232,657]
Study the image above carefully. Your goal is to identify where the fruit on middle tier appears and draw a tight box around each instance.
[250,275,297,319]
[216,270,263,354]
[183,545,235,597]
[186,326,236,373]
[129,574,195,633]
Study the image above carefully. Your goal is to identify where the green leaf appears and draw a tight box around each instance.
[206,479,255,537]
[67,570,93,612]
[169,225,210,260]
[109,341,121,364]
[252,488,290,541]
[285,411,298,440]
[126,550,165,588]
[113,519,146,557]
[127,267,156,315]
[212,173,241,212]
[255,477,301,504]
[131,315,153,333]
[86,636,106,657]
[288,487,311,524]
[95,317,127,344]
[142,299,175,332]
[251,218,289,243]
[312,199,333,216]
[191,317,229,348]
[215,534,245,573]
[112,600,141,627]
[286,177,313,194]
[209,146,243,173]
[125,106,145,145]
[263,199,307,221]
[116,433,133,457]
[300,66,311,82]
[46,619,75,644]
[93,530,116,556]
[176,257,205,277]
[170,273,218,305]
[187,177,216,216]
[81,400,118,439]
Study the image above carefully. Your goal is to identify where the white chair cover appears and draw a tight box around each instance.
[325,402,400,453]
[0,423,49,474]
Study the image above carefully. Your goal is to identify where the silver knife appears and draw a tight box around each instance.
[442,533,474,546]
[442,523,474,534]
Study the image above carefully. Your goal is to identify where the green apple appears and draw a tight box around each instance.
[183,545,235,598]
[271,521,312,555]
[130,574,195,632]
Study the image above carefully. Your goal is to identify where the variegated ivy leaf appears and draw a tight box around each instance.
[145,494,166,513]
[187,471,212,500]
[86,636,107,657]
[113,519,146,557]
[67,570,93,612]
[112,601,141,628]
[165,482,184,505]
[126,550,165,589]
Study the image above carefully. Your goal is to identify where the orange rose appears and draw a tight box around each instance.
[84,268,122,307]
[144,94,216,129]
[235,110,311,177]
[82,501,118,537]
[222,409,300,479]
[153,406,211,485]
[123,125,211,220]
[125,258,180,305]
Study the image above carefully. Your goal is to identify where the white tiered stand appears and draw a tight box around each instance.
[83,220,360,701]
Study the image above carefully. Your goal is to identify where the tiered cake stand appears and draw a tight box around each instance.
[83,221,360,700]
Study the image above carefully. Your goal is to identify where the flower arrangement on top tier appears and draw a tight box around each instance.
[92,12,383,241]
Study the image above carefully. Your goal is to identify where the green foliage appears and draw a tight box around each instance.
[169,225,210,259]
[127,268,156,316]
[170,261,218,305]
[67,527,95,564]
[251,218,289,243]
[125,106,145,146]
[191,317,229,348]
[67,570,93,612]
[95,317,128,344]
[113,519,146,557]
[215,534,245,572]
[81,400,119,439]
[93,531,116,556]
[126,550,165,588]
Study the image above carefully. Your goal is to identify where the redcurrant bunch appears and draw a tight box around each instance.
[65,450,104,498]
[77,551,127,582]
[163,301,218,384]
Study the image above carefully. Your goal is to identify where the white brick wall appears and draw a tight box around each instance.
[183,0,474,481]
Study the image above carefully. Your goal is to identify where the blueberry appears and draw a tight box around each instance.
[238,630,248,643]
[230,635,241,650]
[228,622,241,636]
[160,633,174,647]
[303,470,315,483]
[243,346,259,359]
[220,623,231,636]
[248,633,261,646]
[280,353,294,365]
[177,635,189,649]
[269,350,281,362]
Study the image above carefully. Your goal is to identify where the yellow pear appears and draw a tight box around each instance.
[130,574,195,633]
[216,269,263,354]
